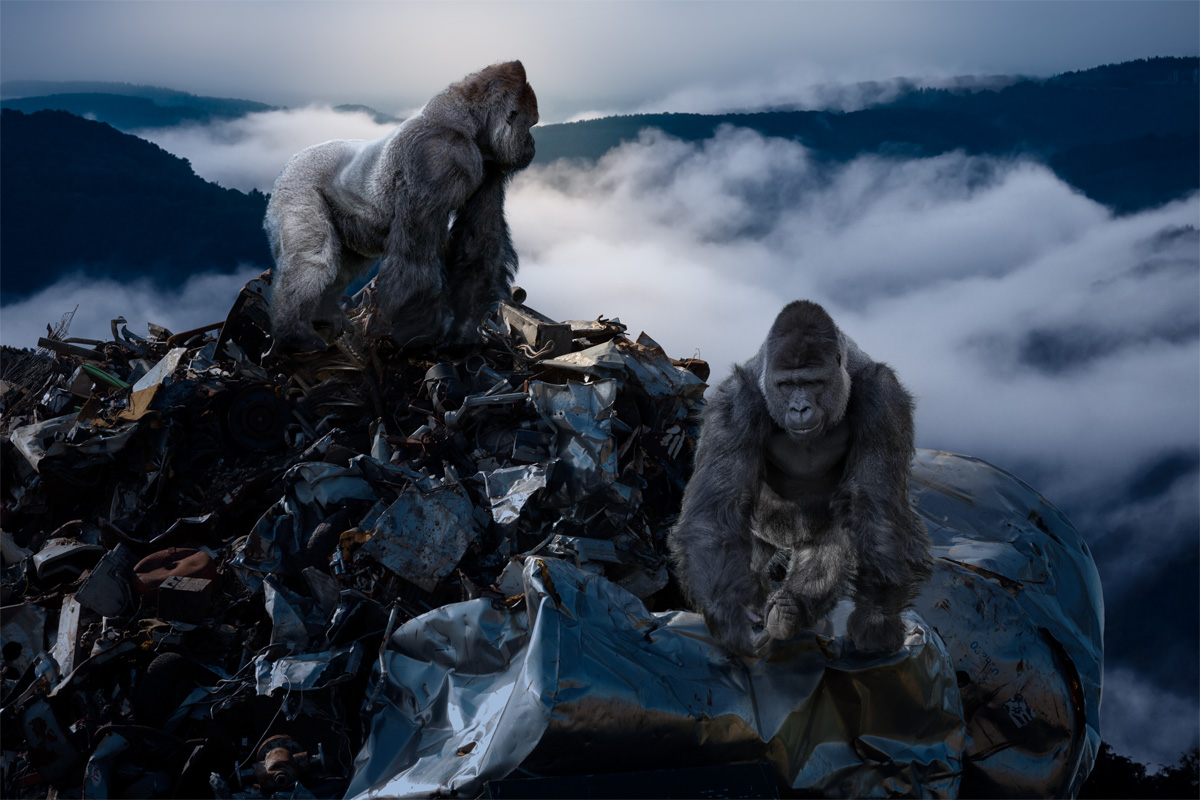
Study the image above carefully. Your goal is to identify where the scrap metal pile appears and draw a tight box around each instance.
[0,273,1104,799]
[0,274,708,798]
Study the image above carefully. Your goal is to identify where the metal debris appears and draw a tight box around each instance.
[0,273,1101,798]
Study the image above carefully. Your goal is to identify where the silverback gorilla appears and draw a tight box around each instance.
[669,300,932,658]
[265,61,538,351]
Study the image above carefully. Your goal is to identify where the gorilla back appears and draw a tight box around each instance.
[668,300,932,658]
[265,61,538,352]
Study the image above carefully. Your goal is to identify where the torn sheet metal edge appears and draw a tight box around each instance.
[130,346,187,393]
[538,339,626,374]
[264,576,312,652]
[9,414,77,471]
[10,414,138,472]
[347,556,964,799]
[50,595,84,677]
[481,463,550,524]
[530,381,619,503]
[255,643,364,696]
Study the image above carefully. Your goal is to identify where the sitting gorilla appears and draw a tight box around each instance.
[264,61,538,351]
[669,300,932,657]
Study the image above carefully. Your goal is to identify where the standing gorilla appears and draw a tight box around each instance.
[669,300,932,658]
[265,61,538,351]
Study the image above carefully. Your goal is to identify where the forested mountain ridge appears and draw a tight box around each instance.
[0,109,271,302]
[0,79,275,129]
[532,57,1199,213]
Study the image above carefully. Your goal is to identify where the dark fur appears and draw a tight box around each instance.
[265,61,538,351]
[668,300,932,657]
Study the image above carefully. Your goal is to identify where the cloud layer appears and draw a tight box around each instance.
[509,128,1198,495]
[1,267,263,349]
[135,107,400,194]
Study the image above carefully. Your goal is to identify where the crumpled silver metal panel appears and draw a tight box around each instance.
[232,459,383,591]
[363,486,478,592]
[530,380,618,505]
[254,643,363,696]
[480,463,550,524]
[347,450,1103,799]
[347,556,965,799]
[9,414,137,472]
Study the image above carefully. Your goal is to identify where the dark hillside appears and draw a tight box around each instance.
[0,109,271,302]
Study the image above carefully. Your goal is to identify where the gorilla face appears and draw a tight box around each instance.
[497,82,538,169]
[762,300,852,441]
[764,353,849,441]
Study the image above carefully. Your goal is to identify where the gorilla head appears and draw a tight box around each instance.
[456,60,539,170]
[762,300,851,441]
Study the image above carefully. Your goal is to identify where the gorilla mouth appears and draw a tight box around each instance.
[788,422,822,438]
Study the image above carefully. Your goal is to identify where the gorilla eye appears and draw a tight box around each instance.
[507,108,519,124]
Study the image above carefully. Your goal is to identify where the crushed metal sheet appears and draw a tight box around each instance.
[255,643,364,696]
[480,463,550,524]
[363,487,477,592]
[530,380,618,505]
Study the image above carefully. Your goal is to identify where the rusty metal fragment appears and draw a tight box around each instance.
[363,487,477,592]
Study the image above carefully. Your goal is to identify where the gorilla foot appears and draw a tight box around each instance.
[847,606,905,653]
[765,590,803,640]
[709,607,770,659]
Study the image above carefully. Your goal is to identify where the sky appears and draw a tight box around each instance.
[2,1,1199,120]
[1,0,1199,775]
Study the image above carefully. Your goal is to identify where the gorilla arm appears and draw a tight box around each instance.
[834,360,933,652]
[443,163,519,341]
[669,359,774,658]
[372,127,486,344]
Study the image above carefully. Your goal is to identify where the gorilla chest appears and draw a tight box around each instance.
[762,422,850,503]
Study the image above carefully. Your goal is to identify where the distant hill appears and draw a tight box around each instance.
[0,92,279,130]
[0,109,272,302]
[1,80,276,130]
[334,104,402,125]
[532,57,1199,214]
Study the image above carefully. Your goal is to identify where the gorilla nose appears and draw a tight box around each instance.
[787,406,816,430]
